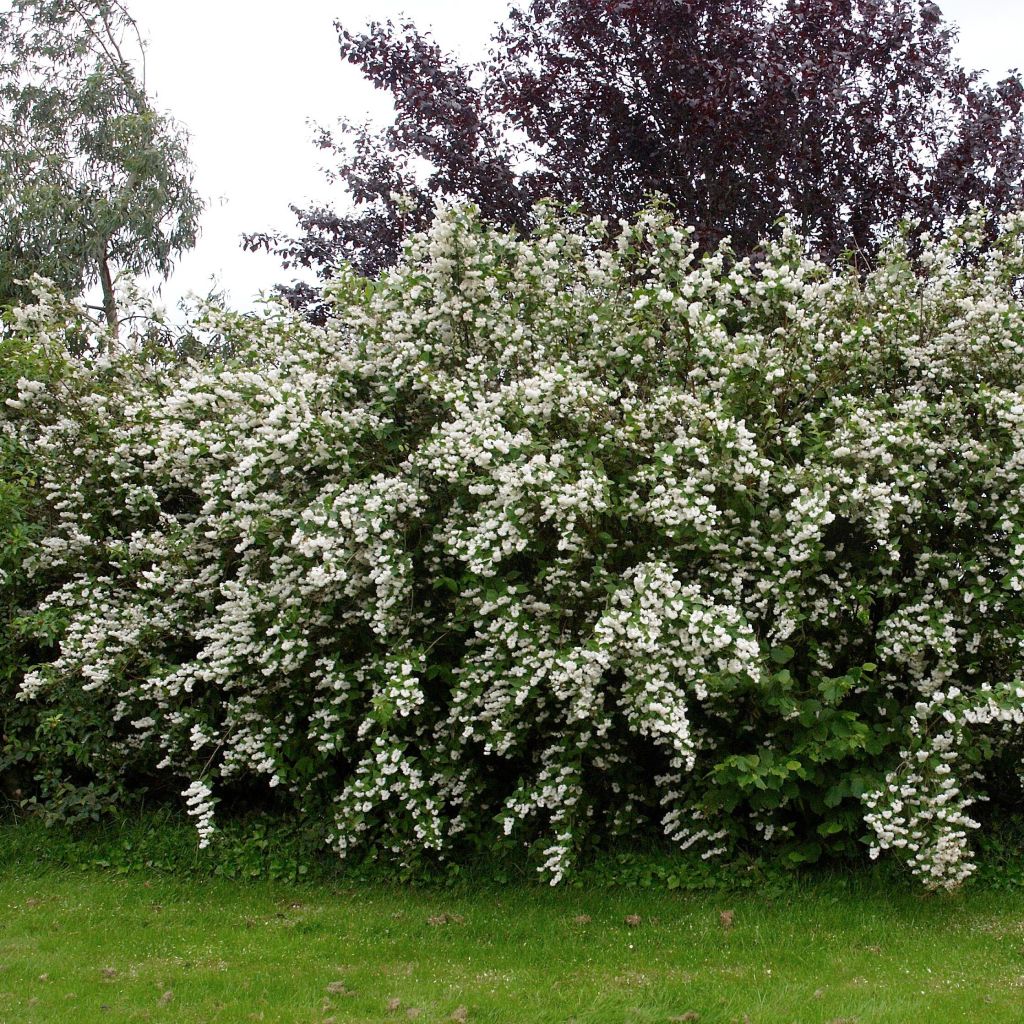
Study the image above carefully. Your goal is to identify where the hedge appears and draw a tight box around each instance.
[3,204,1024,887]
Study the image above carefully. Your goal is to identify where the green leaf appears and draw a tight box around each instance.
[770,644,795,665]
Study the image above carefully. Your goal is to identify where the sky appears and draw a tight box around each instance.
[127,0,1024,312]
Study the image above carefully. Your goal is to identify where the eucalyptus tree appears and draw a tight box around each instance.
[0,0,202,336]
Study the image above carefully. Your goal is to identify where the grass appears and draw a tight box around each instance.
[3,849,1024,1024]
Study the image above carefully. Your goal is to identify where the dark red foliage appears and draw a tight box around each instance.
[245,0,1024,314]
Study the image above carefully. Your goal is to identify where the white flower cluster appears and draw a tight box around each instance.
[182,779,216,848]
[6,204,1024,885]
[865,682,1024,888]
[864,731,979,889]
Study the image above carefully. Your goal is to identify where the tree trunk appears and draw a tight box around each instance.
[98,242,118,346]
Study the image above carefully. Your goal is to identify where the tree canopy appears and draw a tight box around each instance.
[247,0,1024,320]
[0,0,202,333]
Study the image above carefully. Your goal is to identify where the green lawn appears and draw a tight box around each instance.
[2,863,1024,1023]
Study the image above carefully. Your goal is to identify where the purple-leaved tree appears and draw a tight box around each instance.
[246,0,1024,320]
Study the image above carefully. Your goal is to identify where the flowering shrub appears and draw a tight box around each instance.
[4,204,1024,887]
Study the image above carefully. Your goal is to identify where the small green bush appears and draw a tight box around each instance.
[4,205,1024,888]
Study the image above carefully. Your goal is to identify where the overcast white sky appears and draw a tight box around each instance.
[128,0,1024,311]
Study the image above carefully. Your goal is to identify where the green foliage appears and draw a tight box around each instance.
[0,809,901,892]
[1,324,47,803]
